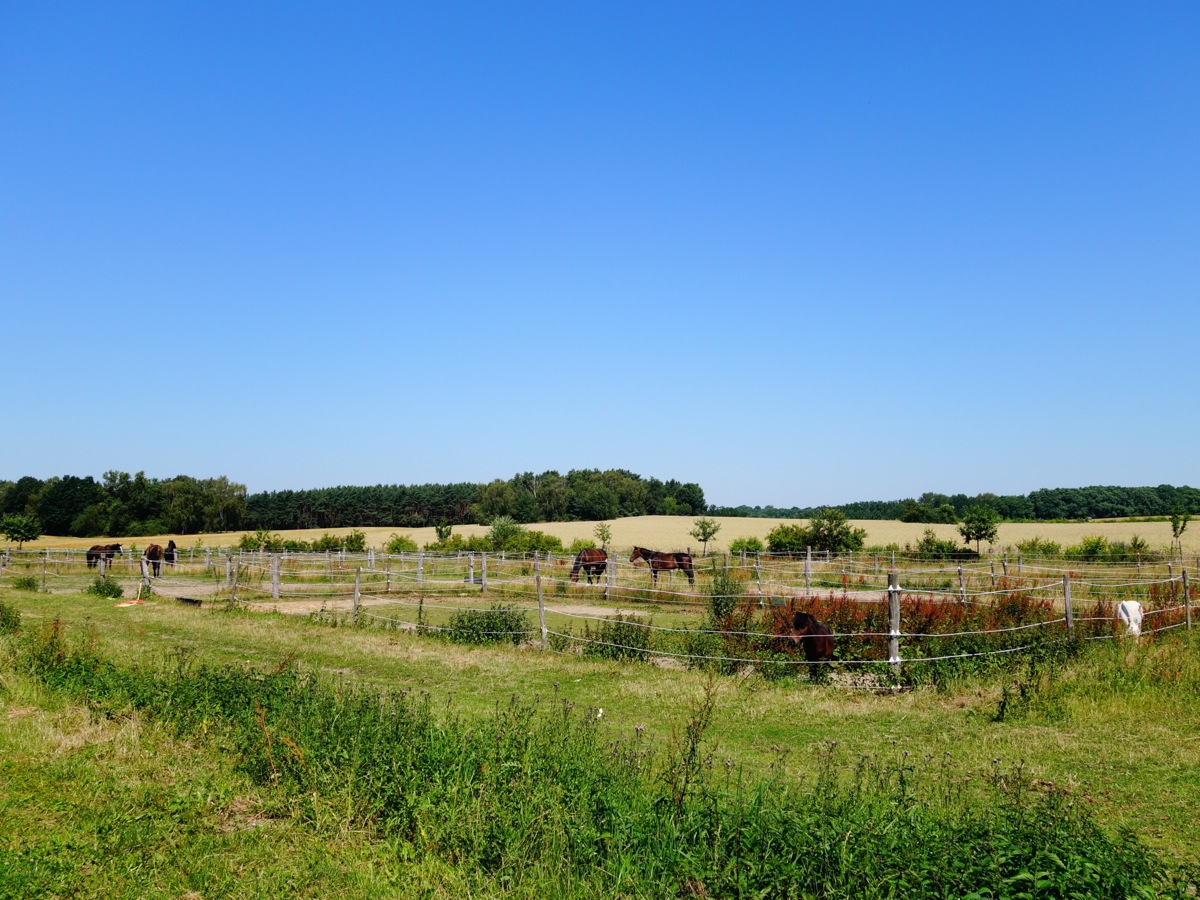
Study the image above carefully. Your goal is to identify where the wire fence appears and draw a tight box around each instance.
[2,546,1194,682]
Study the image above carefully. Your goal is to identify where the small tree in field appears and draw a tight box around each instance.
[593,521,612,550]
[2,513,41,549]
[958,506,1000,553]
[689,517,721,556]
[806,508,866,554]
[1169,509,1190,556]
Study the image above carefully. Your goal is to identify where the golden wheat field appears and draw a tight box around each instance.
[15,514,1199,555]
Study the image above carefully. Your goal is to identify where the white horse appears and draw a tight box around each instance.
[1115,599,1144,637]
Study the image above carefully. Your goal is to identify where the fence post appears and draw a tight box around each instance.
[469,553,475,587]
[958,565,967,604]
[888,572,901,679]
[353,567,361,623]
[99,557,105,578]
[1063,574,1074,631]
[605,556,612,604]
[1183,569,1191,630]
[481,552,488,592]
[755,552,762,595]
[385,559,391,594]
[42,550,48,592]
[535,556,547,651]
[230,562,240,605]
[140,557,150,593]
[1017,553,1022,576]
[804,546,811,596]
[226,555,232,586]
[271,554,280,601]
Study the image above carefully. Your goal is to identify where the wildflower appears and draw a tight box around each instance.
[596,708,604,719]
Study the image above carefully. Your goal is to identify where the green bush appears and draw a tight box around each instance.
[343,529,367,553]
[311,533,344,553]
[1015,536,1062,556]
[909,528,967,559]
[502,529,563,554]
[766,523,810,553]
[728,536,764,555]
[1065,535,1109,560]
[12,575,39,592]
[385,533,419,553]
[566,538,597,555]
[447,605,531,646]
[0,599,19,633]
[84,577,124,599]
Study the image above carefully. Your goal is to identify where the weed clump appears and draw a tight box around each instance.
[12,575,38,592]
[447,605,531,645]
[0,599,20,633]
[84,577,123,599]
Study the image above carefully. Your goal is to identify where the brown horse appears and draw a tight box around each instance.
[792,610,834,662]
[629,546,695,587]
[86,543,122,568]
[163,539,177,567]
[570,548,608,584]
[144,544,164,577]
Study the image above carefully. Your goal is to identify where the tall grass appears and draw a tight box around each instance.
[13,619,1193,898]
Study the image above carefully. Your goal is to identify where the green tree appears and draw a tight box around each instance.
[1,512,41,548]
[488,515,524,550]
[689,516,721,556]
[958,506,1001,552]
[1169,509,1190,555]
[805,508,867,554]
[593,521,612,549]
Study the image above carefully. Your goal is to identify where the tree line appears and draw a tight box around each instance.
[0,472,248,537]
[710,484,1200,522]
[242,470,707,531]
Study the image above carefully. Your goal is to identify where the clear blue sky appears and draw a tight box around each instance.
[3,2,1197,507]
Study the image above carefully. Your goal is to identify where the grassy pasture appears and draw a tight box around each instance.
[2,583,1200,896]
[12,514,1200,555]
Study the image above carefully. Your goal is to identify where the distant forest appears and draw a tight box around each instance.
[0,469,706,537]
[710,484,1200,522]
[3,471,1197,538]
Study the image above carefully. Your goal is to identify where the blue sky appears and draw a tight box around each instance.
[2,2,1197,507]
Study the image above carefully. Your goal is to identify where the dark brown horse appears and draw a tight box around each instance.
[570,548,608,584]
[86,543,122,568]
[629,546,695,587]
[144,544,164,577]
[792,610,834,662]
[163,539,177,567]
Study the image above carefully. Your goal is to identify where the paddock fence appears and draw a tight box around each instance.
[1,546,1194,681]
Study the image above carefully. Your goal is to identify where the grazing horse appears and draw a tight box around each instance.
[1115,599,1144,637]
[792,610,835,662]
[570,548,608,584]
[629,546,695,587]
[86,543,122,568]
[163,539,177,567]
[144,544,164,577]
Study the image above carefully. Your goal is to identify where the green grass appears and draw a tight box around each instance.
[2,587,1199,897]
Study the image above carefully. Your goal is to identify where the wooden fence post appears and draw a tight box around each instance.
[42,550,48,592]
[888,572,901,679]
[385,559,391,594]
[535,556,547,651]
[353,567,361,623]
[958,565,967,604]
[481,552,488,593]
[1183,569,1191,630]
[226,555,232,586]
[804,546,811,596]
[417,551,424,585]
[605,556,612,604]
[1063,574,1074,631]
[271,554,280,601]
[230,562,240,605]
[469,553,475,587]
[99,557,105,578]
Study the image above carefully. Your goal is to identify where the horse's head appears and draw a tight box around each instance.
[167,540,176,550]
[629,547,644,563]
[792,611,817,635]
